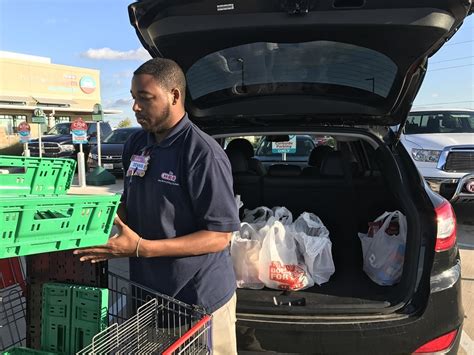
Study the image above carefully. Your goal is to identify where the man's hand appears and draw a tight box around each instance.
[74,215,141,263]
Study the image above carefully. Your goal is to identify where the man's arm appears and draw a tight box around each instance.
[74,215,232,263]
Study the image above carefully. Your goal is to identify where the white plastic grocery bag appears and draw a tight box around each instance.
[293,212,329,238]
[292,213,335,285]
[358,211,407,286]
[259,220,314,290]
[231,223,264,289]
[272,206,293,225]
[242,207,274,229]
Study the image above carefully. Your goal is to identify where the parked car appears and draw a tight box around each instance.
[88,126,142,175]
[254,135,315,168]
[128,1,470,353]
[398,109,474,203]
[28,121,112,161]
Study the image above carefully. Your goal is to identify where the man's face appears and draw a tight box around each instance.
[131,74,172,133]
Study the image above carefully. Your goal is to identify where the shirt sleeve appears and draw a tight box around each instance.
[187,155,240,233]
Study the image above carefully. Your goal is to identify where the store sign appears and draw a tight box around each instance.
[18,122,31,143]
[92,103,103,121]
[71,118,88,144]
[32,108,46,124]
[79,76,96,94]
[272,135,297,154]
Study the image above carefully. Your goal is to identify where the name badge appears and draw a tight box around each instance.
[127,154,150,177]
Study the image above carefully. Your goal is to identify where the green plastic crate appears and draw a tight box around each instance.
[71,286,109,353]
[1,347,56,355]
[0,156,76,196]
[41,283,73,354]
[0,194,120,259]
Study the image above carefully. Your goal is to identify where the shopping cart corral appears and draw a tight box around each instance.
[1,262,211,354]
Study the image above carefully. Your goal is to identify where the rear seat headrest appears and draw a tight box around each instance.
[226,149,249,173]
[225,138,254,159]
[308,145,334,167]
[267,164,301,177]
[249,157,266,176]
[320,151,345,177]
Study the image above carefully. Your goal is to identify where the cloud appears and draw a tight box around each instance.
[431,93,439,98]
[113,70,134,79]
[81,47,151,61]
[107,98,133,108]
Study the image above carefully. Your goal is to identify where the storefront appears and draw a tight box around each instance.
[0,51,119,148]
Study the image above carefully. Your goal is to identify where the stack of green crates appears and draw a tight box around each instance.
[2,283,109,355]
[41,283,109,354]
[0,156,121,258]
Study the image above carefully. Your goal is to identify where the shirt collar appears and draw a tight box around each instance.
[146,113,191,148]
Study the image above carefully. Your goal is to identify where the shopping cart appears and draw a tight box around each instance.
[78,271,212,354]
[0,258,27,350]
[1,265,212,354]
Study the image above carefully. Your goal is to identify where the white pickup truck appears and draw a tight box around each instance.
[399,109,474,203]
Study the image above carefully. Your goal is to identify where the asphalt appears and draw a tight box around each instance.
[69,176,124,195]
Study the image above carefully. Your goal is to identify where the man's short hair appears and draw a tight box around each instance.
[134,58,186,101]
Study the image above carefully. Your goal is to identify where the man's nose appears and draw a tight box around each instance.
[132,100,140,112]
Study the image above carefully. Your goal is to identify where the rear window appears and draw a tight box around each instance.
[103,129,138,144]
[186,41,397,105]
[405,111,474,134]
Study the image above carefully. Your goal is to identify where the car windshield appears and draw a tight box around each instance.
[255,135,316,161]
[46,123,70,135]
[405,112,474,134]
[103,129,137,144]
[186,41,397,106]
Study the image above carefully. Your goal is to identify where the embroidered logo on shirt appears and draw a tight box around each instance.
[158,171,179,186]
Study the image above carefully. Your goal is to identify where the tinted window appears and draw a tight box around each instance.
[187,41,397,104]
[103,129,139,144]
[405,112,474,134]
[46,123,70,135]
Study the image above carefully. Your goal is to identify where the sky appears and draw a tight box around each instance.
[0,0,473,127]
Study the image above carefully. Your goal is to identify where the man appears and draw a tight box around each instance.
[74,58,240,354]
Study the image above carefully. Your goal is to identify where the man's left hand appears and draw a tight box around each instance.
[74,215,141,263]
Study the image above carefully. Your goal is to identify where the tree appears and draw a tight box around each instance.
[117,118,132,128]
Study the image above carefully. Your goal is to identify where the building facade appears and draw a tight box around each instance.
[0,51,119,148]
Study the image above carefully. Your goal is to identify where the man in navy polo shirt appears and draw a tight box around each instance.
[75,58,240,354]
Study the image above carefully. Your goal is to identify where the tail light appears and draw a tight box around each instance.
[434,200,457,252]
[413,329,458,353]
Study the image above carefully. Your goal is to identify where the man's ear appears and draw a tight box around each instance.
[171,88,181,105]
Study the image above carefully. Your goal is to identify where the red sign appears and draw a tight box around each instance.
[71,117,88,131]
[18,122,30,133]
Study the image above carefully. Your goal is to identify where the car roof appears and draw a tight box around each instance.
[410,108,474,113]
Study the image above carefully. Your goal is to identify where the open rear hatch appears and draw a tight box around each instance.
[129,0,471,131]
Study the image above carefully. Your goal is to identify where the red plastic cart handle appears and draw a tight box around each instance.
[162,315,212,355]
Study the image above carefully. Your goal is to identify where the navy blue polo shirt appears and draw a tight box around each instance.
[121,114,240,313]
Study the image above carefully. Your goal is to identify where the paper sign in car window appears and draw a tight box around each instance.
[272,135,297,154]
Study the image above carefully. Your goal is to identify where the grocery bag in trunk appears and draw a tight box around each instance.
[259,220,314,290]
[293,213,335,285]
[358,211,407,286]
[243,206,274,229]
[231,223,264,289]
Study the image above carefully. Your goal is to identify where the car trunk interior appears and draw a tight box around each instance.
[225,131,417,315]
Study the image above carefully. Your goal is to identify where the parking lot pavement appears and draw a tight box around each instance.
[455,204,474,355]
[69,176,124,195]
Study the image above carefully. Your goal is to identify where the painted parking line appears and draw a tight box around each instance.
[461,330,474,354]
